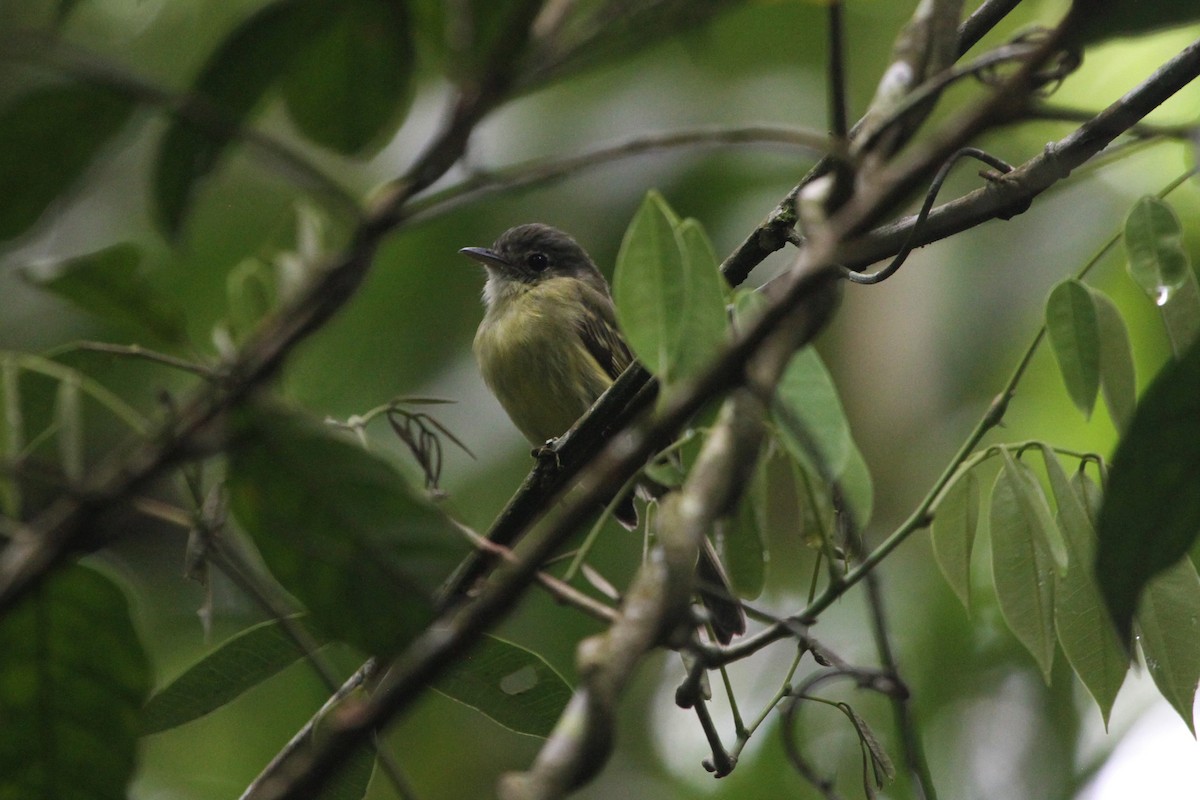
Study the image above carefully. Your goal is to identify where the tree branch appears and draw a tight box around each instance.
[405,124,834,224]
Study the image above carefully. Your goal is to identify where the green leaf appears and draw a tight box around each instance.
[673,219,731,378]
[141,616,332,734]
[281,0,415,155]
[1160,264,1200,357]
[931,469,978,611]
[1088,288,1137,433]
[1046,278,1101,418]
[0,83,134,241]
[1068,1,1200,45]
[1124,196,1191,307]
[771,347,852,481]
[613,192,686,379]
[227,405,464,657]
[433,635,573,738]
[1137,558,1200,735]
[613,194,726,387]
[1003,450,1069,572]
[409,0,520,80]
[1072,468,1104,528]
[840,438,874,531]
[990,466,1056,682]
[1038,446,1127,725]
[788,455,835,551]
[1097,333,1200,645]
[718,467,767,600]
[20,244,187,345]
[0,565,151,800]
[154,0,327,237]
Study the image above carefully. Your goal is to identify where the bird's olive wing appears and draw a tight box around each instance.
[575,285,633,381]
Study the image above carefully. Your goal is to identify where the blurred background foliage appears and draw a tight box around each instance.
[2,0,1199,798]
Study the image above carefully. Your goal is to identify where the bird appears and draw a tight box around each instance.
[457,223,746,643]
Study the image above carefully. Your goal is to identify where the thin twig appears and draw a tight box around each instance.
[694,693,735,777]
[47,341,217,379]
[453,521,618,624]
[727,643,807,764]
[405,125,833,224]
[846,146,1013,284]
[856,538,937,800]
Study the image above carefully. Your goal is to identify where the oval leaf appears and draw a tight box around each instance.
[990,466,1056,681]
[433,635,572,738]
[1046,278,1101,418]
[1071,468,1104,528]
[154,0,327,237]
[1124,195,1190,307]
[1160,265,1200,357]
[1136,558,1200,735]
[1038,446,1128,724]
[840,438,874,531]
[771,347,852,481]
[0,565,151,800]
[0,83,133,241]
[141,616,331,734]
[282,0,415,155]
[1087,287,1137,433]
[718,469,767,600]
[673,219,731,378]
[613,191,683,379]
[1003,450,1069,572]
[1097,333,1200,645]
[227,406,464,657]
[931,468,979,611]
[20,243,187,345]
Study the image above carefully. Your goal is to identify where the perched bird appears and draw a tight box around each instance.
[458,223,745,642]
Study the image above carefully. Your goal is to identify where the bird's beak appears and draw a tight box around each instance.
[458,246,508,270]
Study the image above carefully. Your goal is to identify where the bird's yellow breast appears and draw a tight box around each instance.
[473,278,614,445]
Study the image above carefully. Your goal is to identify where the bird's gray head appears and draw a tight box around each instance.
[459,224,607,295]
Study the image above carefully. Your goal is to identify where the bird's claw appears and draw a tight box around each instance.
[532,439,562,472]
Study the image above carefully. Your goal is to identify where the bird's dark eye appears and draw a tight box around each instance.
[526,252,549,271]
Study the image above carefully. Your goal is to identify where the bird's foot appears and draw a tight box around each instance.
[531,439,562,473]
